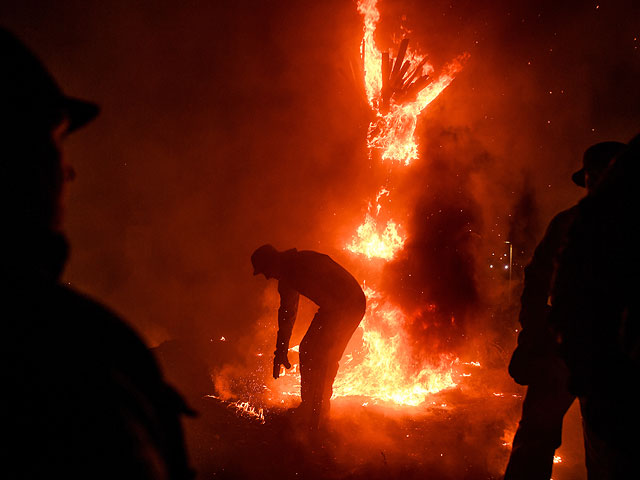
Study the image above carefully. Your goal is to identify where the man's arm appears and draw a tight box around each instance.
[273,281,299,379]
[518,208,577,333]
[509,208,576,384]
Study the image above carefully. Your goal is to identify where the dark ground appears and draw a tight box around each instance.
[187,391,517,479]
[157,340,586,480]
[184,387,585,479]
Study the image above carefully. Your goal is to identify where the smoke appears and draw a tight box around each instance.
[372,126,483,360]
[507,177,542,277]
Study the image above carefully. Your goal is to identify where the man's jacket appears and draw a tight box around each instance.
[509,205,579,385]
[275,249,365,354]
[2,233,192,479]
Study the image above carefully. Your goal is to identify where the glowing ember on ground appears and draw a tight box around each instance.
[207,396,265,424]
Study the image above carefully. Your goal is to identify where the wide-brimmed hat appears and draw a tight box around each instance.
[0,27,99,132]
[251,244,278,275]
[572,141,627,187]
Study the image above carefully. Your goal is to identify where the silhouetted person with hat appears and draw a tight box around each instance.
[550,134,639,478]
[504,141,626,480]
[251,245,366,429]
[0,28,192,478]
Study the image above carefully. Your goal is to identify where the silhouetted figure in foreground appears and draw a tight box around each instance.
[0,28,192,478]
[251,245,366,429]
[505,142,626,480]
[550,134,640,478]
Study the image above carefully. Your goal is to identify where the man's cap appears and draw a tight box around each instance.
[572,141,627,187]
[251,244,278,275]
[0,27,99,132]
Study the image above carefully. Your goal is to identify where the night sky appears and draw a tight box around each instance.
[2,0,638,361]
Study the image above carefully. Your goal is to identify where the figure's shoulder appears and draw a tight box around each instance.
[545,205,580,235]
[54,285,135,335]
[53,284,120,319]
[52,285,160,370]
[551,204,580,224]
[295,249,331,262]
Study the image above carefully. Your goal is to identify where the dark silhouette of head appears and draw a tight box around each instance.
[572,141,627,193]
[0,28,99,236]
[251,244,281,279]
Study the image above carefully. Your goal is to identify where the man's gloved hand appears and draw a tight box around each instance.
[273,350,292,379]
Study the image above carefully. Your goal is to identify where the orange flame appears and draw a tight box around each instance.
[348,0,467,262]
[367,52,469,165]
[347,188,406,260]
[346,212,404,260]
[358,0,383,103]
[333,287,457,406]
[358,0,468,165]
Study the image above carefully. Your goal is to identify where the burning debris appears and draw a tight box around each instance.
[206,395,265,424]
[377,38,432,112]
[357,0,469,165]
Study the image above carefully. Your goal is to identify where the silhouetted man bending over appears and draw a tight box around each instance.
[252,245,366,428]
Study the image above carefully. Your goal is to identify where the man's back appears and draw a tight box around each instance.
[279,249,365,310]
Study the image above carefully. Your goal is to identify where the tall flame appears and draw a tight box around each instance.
[333,288,457,406]
[215,0,473,416]
[336,0,469,406]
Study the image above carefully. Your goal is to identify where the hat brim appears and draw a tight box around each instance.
[63,96,100,132]
[572,168,586,187]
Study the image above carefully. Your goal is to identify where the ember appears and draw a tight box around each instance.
[206,395,265,424]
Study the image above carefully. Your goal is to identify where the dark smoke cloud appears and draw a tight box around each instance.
[507,178,542,278]
[382,126,487,356]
